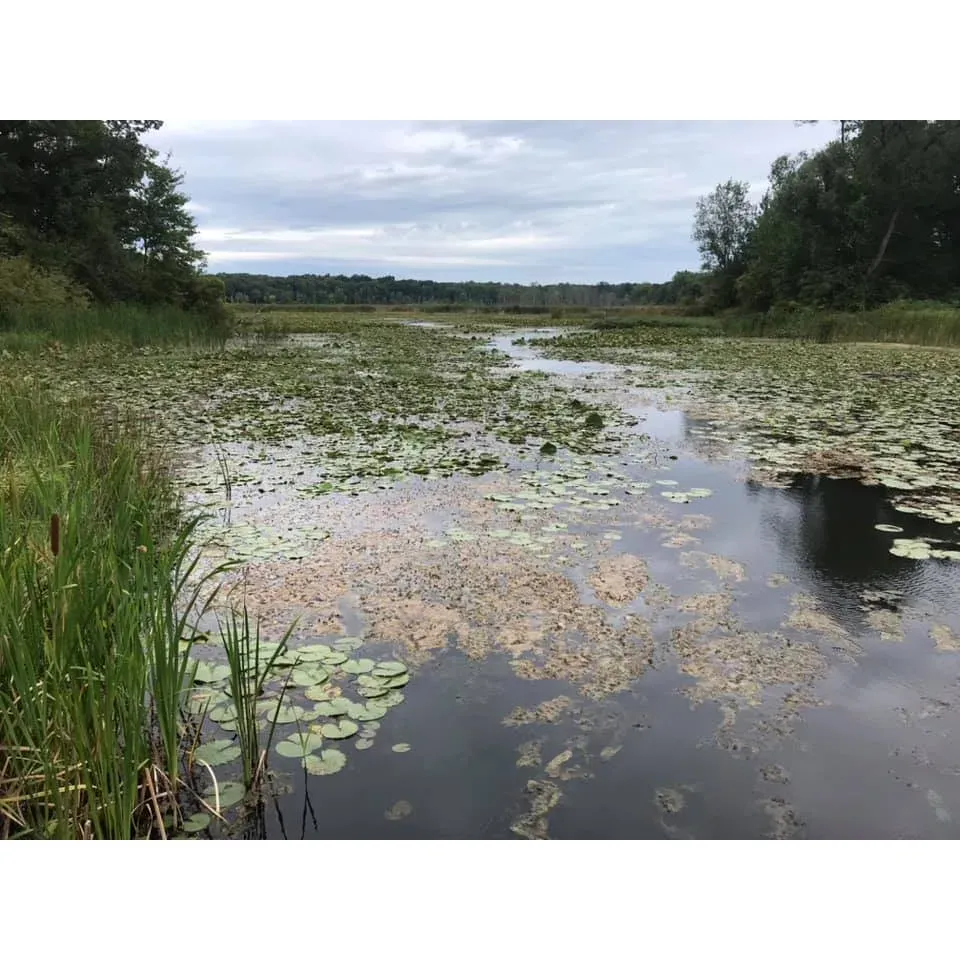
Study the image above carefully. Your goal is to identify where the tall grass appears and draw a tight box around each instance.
[0,303,232,349]
[220,608,292,791]
[0,385,240,838]
[720,300,960,346]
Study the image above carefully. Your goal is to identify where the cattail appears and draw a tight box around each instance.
[50,514,60,557]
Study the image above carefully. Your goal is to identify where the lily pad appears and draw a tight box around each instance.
[319,650,349,666]
[291,666,330,688]
[304,749,347,776]
[311,698,352,717]
[347,701,388,722]
[356,739,375,750]
[204,781,246,810]
[875,523,904,533]
[303,683,339,701]
[319,719,360,739]
[385,800,413,821]
[377,691,406,708]
[271,703,311,724]
[342,658,375,675]
[384,673,410,689]
[291,643,333,662]
[890,538,933,560]
[275,731,325,758]
[194,739,241,767]
[357,672,389,688]
[372,661,408,678]
[192,661,231,685]
[208,704,238,724]
[391,743,412,753]
[332,637,364,652]
[182,812,211,834]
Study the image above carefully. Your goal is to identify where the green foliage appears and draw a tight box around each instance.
[217,271,711,309]
[0,256,90,313]
[0,303,231,349]
[0,384,184,837]
[722,121,960,316]
[0,121,221,319]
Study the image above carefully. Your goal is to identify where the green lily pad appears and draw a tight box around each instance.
[356,739,375,750]
[347,701,388,722]
[303,683,339,701]
[276,731,325,758]
[194,739,241,767]
[384,673,410,689]
[319,650,349,666]
[271,704,310,724]
[373,661,408,678]
[182,812,211,833]
[204,781,246,810]
[342,658,375,675]
[358,684,390,698]
[332,637,364,652]
[291,644,333,662]
[319,719,359,739]
[208,704,238,724]
[311,698,352,717]
[304,749,347,776]
[391,743,412,753]
[377,691,405,708]
[192,661,231,685]
[291,666,330,687]
[875,523,904,533]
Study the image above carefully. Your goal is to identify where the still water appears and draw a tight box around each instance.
[231,331,960,839]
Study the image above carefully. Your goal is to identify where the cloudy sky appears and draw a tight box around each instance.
[146,121,834,284]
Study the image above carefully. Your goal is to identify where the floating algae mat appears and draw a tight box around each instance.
[11,316,960,839]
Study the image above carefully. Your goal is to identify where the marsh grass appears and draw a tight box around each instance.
[720,300,960,346]
[0,303,232,349]
[0,384,256,838]
[220,607,293,791]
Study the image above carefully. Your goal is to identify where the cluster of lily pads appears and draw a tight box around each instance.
[5,320,645,525]
[188,637,411,783]
[539,329,960,531]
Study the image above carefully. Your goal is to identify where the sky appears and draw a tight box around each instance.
[146,121,835,285]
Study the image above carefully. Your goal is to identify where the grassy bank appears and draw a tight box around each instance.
[720,301,960,346]
[0,302,232,350]
[0,384,252,838]
[0,306,278,840]
[579,300,960,347]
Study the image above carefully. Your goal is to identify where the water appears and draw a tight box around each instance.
[240,330,960,839]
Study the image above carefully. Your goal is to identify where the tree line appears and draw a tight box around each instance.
[692,121,960,312]
[218,271,708,308]
[0,121,223,316]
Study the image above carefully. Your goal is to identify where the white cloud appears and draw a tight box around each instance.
[147,120,835,282]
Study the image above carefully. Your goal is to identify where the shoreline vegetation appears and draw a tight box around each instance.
[229,299,960,348]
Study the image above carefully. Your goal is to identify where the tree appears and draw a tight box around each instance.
[0,121,211,308]
[693,179,757,273]
[692,179,757,308]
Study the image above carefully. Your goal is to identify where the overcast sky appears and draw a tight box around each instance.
[146,121,834,284]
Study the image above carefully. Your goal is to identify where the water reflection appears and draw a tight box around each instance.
[747,475,957,622]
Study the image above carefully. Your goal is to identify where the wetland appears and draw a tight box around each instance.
[6,313,960,839]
